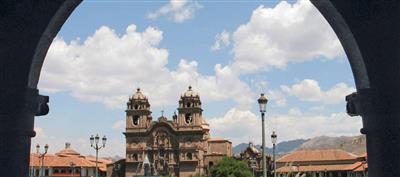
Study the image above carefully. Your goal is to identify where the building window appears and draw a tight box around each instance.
[159,146,165,157]
[186,152,193,160]
[134,104,139,110]
[133,115,139,126]
[132,153,138,161]
[185,113,193,124]
[186,102,191,108]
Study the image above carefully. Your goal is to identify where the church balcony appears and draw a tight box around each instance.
[125,109,151,114]
[176,126,206,132]
[180,159,199,163]
[177,107,203,112]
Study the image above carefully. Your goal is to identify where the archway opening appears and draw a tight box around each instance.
[28,0,368,177]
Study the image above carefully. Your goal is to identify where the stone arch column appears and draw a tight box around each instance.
[312,1,400,176]
[0,1,81,177]
[1,0,400,177]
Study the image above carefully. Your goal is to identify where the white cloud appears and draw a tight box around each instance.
[208,107,362,146]
[281,79,355,104]
[39,24,253,109]
[112,120,125,131]
[147,0,202,23]
[231,0,344,74]
[171,61,254,109]
[211,30,231,51]
[208,108,261,145]
[288,107,302,116]
[266,90,287,107]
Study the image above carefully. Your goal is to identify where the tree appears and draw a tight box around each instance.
[190,173,207,177]
[210,157,254,177]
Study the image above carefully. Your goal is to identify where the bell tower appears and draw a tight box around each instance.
[177,86,203,127]
[126,88,151,129]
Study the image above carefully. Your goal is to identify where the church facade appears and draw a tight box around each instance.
[123,86,232,177]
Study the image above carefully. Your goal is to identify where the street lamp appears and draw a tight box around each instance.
[70,162,76,177]
[271,131,277,177]
[258,93,268,177]
[90,134,107,177]
[249,157,257,177]
[36,144,49,177]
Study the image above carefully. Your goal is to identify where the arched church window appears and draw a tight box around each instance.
[133,115,139,126]
[134,104,139,110]
[186,152,193,160]
[185,113,193,124]
[159,146,165,157]
[186,102,191,108]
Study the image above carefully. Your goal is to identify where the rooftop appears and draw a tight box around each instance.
[30,143,112,172]
[277,149,358,163]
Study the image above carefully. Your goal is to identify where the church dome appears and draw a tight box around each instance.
[182,86,199,97]
[132,88,147,100]
[55,143,81,157]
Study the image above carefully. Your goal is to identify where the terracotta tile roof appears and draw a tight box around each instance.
[359,152,367,158]
[85,156,113,171]
[55,142,82,157]
[30,154,110,172]
[277,149,358,163]
[346,161,363,170]
[354,163,368,172]
[31,154,93,167]
[276,163,361,173]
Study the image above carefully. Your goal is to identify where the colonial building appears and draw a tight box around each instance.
[30,143,111,177]
[122,86,232,177]
[275,149,368,177]
[238,142,272,177]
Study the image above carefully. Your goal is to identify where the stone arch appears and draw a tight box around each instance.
[310,0,370,90]
[5,1,400,177]
[28,0,82,89]
[25,0,370,94]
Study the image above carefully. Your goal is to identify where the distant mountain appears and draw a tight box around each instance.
[233,139,308,155]
[233,143,250,155]
[233,135,366,156]
[296,135,366,155]
[270,139,309,155]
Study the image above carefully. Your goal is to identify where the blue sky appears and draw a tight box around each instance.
[33,0,362,157]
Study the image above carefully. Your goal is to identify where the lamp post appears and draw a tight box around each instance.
[258,93,268,177]
[271,131,277,177]
[36,144,49,177]
[90,134,107,177]
[70,162,76,177]
[249,157,257,177]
